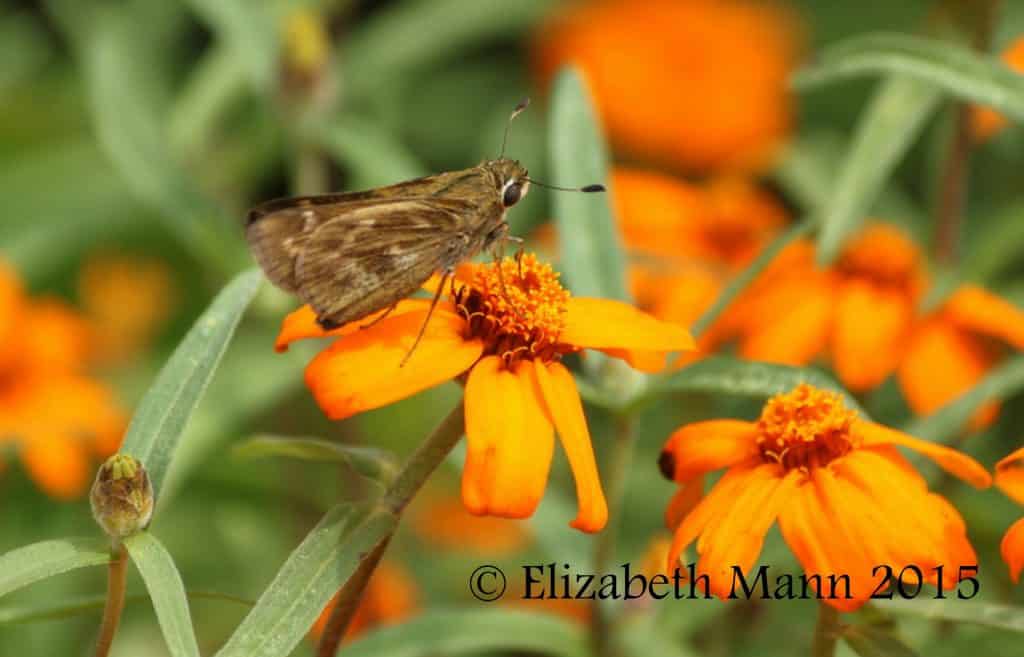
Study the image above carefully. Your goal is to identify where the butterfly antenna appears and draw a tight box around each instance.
[525,179,606,193]
[499,97,531,159]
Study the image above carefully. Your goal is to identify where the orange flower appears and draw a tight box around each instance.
[276,253,695,532]
[898,285,1024,430]
[78,253,177,364]
[412,491,530,555]
[0,261,125,498]
[730,222,926,391]
[996,446,1024,582]
[613,168,788,357]
[659,384,989,611]
[311,560,417,641]
[970,37,1024,142]
[533,0,801,172]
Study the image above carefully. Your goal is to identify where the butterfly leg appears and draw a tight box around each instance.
[358,302,400,329]
[399,269,452,368]
[490,239,526,320]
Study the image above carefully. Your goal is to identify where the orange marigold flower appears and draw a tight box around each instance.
[0,261,125,498]
[898,285,1024,430]
[996,446,1024,582]
[659,384,990,611]
[276,253,695,532]
[731,222,926,391]
[532,0,802,172]
[970,37,1024,142]
[311,560,417,641]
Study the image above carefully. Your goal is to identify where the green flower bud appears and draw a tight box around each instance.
[90,454,154,539]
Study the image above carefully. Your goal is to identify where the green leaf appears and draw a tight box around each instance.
[0,591,252,626]
[549,67,628,301]
[124,533,200,657]
[815,76,941,265]
[875,599,1024,633]
[121,269,263,497]
[692,221,813,338]
[903,354,1024,443]
[843,623,921,657]
[233,436,400,485]
[644,356,865,415]
[79,11,244,272]
[793,32,1024,122]
[0,538,109,599]
[168,45,250,157]
[963,202,1024,283]
[313,115,428,190]
[213,503,398,657]
[340,0,551,100]
[340,608,587,657]
[183,0,278,91]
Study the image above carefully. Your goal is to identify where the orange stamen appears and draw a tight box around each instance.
[755,384,859,471]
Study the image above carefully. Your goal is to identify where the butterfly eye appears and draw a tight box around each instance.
[502,181,522,207]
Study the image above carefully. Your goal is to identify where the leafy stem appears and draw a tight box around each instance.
[811,603,841,657]
[93,542,127,657]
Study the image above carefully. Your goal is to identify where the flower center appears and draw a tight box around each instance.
[837,224,919,287]
[454,253,570,365]
[755,384,859,471]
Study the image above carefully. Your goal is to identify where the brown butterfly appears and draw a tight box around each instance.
[245,99,603,359]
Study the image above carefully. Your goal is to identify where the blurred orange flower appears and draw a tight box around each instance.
[0,261,124,498]
[275,253,695,532]
[995,446,1024,582]
[78,253,176,364]
[533,0,802,172]
[412,492,530,555]
[311,560,417,641]
[898,285,1024,430]
[659,384,989,611]
[970,37,1024,142]
[729,223,926,391]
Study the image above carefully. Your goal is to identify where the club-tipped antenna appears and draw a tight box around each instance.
[499,97,531,159]
[525,179,606,193]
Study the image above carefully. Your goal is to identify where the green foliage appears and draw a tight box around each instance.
[125,532,201,657]
[233,435,400,485]
[0,539,109,599]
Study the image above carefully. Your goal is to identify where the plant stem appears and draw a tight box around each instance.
[94,542,128,657]
[811,603,840,657]
[590,415,636,657]
[317,401,465,657]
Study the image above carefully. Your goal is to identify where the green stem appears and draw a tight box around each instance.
[317,401,465,657]
[93,543,127,657]
[590,415,636,657]
[811,603,840,657]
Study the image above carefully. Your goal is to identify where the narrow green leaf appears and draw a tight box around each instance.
[313,115,428,190]
[340,0,551,100]
[793,32,1024,122]
[903,354,1024,443]
[80,11,244,272]
[0,538,109,599]
[121,269,263,497]
[963,202,1024,282]
[214,504,398,657]
[233,436,400,485]
[815,76,941,264]
[644,356,865,415]
[340,608,587,657]
[843,623,921,657]
[549,67,628,301]
[168,45,250,157]
[875,599,1024,633]
[183,0,278,91]
[124,533,200,657]
[0,591,252,626]
[692,221,813,339]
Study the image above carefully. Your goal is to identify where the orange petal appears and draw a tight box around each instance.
[897,318,1000,429]
[1001,517,1024,583]
[532,360,608,532]
[996,446,1024,506]
[304,309,481,420]
[660,420,759,482]
[664,476,704,530]
[831,280,910,391]
[562,297,696,354]
[462,357,555,519]
[944,284,1024,350]
[20,433,90,499]
[21,298,93,371]
[855,420,991,489]
[275,300,432,352]
[738,274,833,366]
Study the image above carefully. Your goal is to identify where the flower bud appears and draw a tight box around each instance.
[90,454,154,539]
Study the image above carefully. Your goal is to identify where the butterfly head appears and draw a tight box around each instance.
[485,158,531,209]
